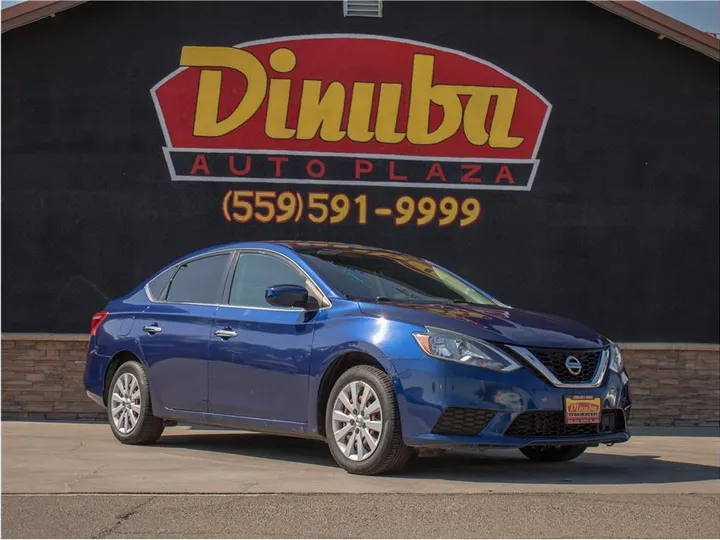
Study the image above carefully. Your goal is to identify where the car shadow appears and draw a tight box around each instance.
[153,430,720,485]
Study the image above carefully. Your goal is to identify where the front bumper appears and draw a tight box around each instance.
[392,354,631,448]
[86,389,105,408]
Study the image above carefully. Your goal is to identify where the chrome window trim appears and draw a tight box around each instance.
[144,248,237,304]
[144,265,179,302]
[220,304,306,313]
[507,345,610,388]
[144,247,332,312]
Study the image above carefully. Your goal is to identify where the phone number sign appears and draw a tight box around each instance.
[222,190,481,227]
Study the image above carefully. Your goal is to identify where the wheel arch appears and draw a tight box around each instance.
[103,350,143,406]
[315,350,395,438]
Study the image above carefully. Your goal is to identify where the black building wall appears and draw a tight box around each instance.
[2,1,718,342]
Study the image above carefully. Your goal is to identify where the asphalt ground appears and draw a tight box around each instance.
[2,422,719,538]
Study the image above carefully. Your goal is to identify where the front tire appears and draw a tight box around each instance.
[325,365,412,475]
[107,360,164,445]
[520,445,587,462]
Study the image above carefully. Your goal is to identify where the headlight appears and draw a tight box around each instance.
[412,327,522,372]
[609,343,624,373]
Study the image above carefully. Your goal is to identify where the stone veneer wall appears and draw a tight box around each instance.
[1,335,718,426]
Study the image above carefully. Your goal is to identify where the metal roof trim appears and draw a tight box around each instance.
[1,0,718,61]
[1,0,87,33]
[590,0,720,61]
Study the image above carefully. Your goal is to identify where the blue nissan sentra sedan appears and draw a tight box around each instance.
[84,241,631,475]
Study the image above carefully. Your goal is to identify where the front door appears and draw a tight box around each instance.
[209,251,317,422]
[139,252,232,413]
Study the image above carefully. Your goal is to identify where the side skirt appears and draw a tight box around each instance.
[157,408,326,441]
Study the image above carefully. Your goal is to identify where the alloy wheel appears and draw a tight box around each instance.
[111,372,141,434]
[331,380,383,461]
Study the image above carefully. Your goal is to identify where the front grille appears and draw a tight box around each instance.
[432,408,496,436]
[504,409,625,438]
[526,348,603,383]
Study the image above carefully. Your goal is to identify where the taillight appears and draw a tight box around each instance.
[90,311,109,336]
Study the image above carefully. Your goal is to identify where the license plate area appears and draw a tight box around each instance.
[564,395,601,425]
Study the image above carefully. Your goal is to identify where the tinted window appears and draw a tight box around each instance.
[147,267,176,300]
[165,254,230,304]
[297,249,495,305]
[229,253,308,308]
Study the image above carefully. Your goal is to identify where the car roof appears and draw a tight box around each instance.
[194,240,407,256]
[137,240,419,299]
[272,240,405,254]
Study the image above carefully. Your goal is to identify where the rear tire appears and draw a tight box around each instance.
[107,360,164,445]
[325,365,413,475]
[520,444,587,462]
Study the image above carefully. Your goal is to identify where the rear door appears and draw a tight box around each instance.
[208,251,318,422]
[138,251,234,413]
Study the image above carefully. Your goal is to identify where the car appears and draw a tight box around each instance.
[84,241,631,475]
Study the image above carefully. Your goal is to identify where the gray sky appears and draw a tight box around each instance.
[639,0,720,32]
[2,0,719,33]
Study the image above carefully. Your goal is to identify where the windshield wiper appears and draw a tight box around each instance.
[347,295,463,304]
[343,295,392,302]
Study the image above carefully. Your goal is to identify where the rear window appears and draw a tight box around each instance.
[147,267,176,300]
[165,254,230,304]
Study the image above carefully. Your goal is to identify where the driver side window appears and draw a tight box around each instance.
[229,252,310,308]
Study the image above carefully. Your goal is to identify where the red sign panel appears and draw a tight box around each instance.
[152,34,552,190]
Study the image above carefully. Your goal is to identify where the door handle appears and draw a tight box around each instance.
[143,324,162,334]
[215,329,237,339]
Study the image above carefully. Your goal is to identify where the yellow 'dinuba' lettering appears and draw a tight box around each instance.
[265,48,297,139]
[406,54,524,148]
[375,83,405,143]
[461,86,524,148]
[180,46,267,137]
[459,86,524,148]
[487,88,524,148]
[462,87,492,145]
[178,46,524,147]
[266,78,295,139]
[407,54,463,145]
[296,80,346,142]
[347,82,375,143]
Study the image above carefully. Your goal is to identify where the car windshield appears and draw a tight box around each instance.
[296,248,497,305]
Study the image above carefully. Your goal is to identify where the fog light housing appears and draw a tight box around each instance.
[606,386,617,407]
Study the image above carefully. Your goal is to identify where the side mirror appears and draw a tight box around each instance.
[265,284,310,308]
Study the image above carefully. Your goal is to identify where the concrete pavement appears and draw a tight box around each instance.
[3,493,720,538]
[2,421,719,494]
[1,421,719,537]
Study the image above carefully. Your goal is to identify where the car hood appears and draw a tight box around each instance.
[357,300,608,349]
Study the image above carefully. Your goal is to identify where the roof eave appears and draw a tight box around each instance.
[1,0,87,33]
[2,0,719,61]
[590,0,720,61]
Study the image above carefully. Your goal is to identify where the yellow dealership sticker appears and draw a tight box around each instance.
[564,396,601,425]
